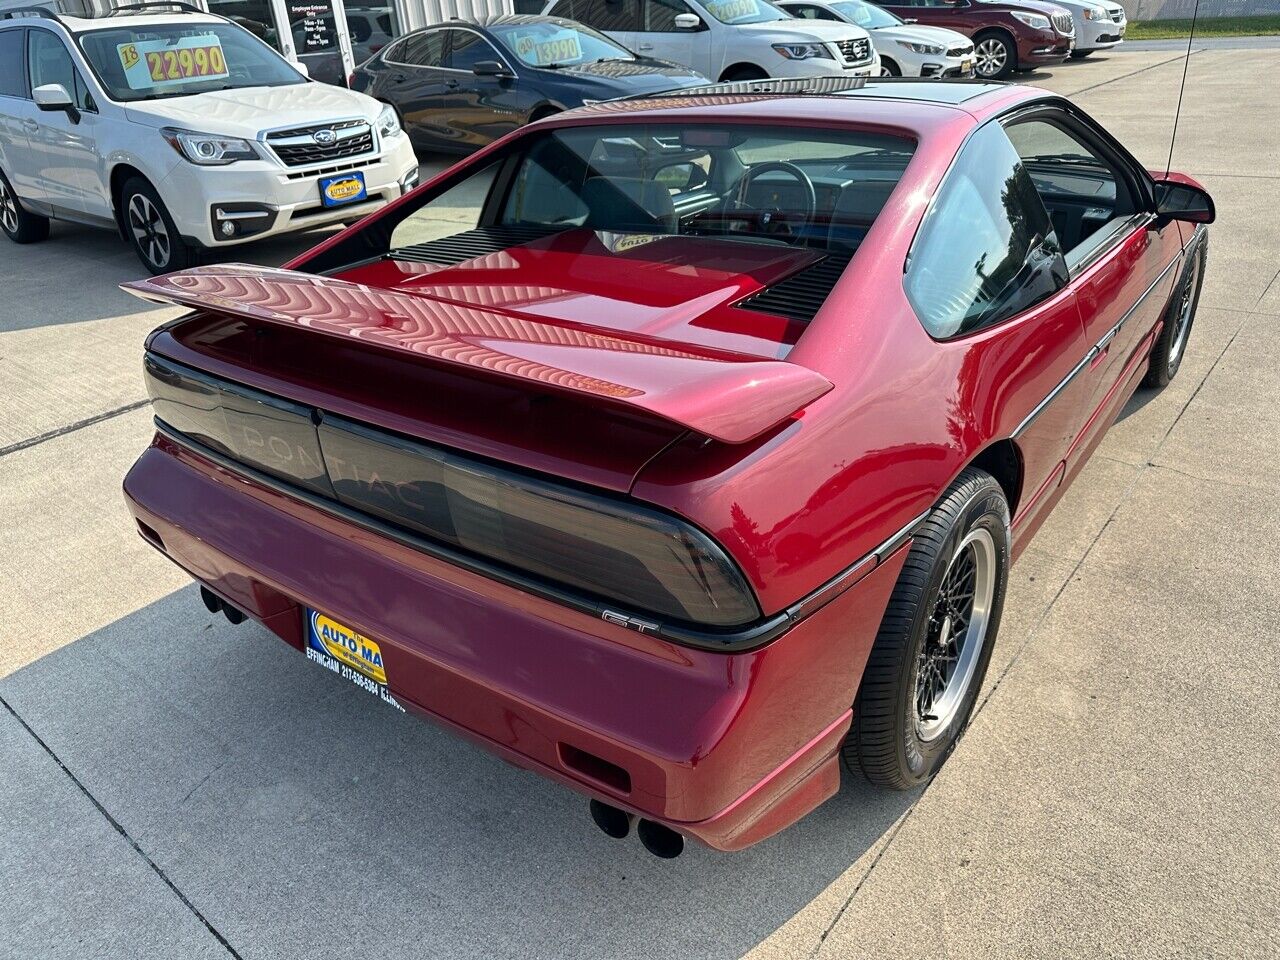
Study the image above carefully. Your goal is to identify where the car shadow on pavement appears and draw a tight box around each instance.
[2,586,917,960]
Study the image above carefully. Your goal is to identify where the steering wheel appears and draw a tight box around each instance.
[732,161,818,238]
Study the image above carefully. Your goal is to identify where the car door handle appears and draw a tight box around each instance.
[391,73,408,83]
[637,43,654,50]
[22,119,38,133]
[444,78,459,88]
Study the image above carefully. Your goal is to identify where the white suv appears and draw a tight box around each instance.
[0,7,418,273]
[542,0,879,83]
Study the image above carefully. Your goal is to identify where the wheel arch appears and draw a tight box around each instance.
[718,62,768,82]
[109,163,150,241]
[963,438,1024,518]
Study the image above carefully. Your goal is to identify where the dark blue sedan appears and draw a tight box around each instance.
[351,15,710,154]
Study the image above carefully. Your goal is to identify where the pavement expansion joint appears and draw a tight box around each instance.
[0,694,244,960]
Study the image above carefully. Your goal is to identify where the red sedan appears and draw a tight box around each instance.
[122,78,1212,857]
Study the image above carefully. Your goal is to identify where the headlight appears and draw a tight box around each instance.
[772,42,834,60]
[897,39,947,55]
[1012,11,1051,29]
[162,128,258,166]
[1083,5,1107,17]
[376,103,400,139]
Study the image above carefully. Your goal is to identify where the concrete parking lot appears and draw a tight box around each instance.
[3,43,1278,960]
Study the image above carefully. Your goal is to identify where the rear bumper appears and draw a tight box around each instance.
[123,431,905,851]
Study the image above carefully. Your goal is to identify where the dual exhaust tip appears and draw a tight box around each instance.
[589,799,685,859]
[200,585,246,625]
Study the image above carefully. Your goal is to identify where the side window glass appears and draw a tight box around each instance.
[1005,116,1132,258]
[27,31,77,99]
[788,4,819,16]
[574,0,642,31]
[402,30,446,66]
[390,161,499,249]
[502,137,591,227]
[444,30,500,71]
[0,31,26,98]
[906,122,1062,339]
[647,0,694,30]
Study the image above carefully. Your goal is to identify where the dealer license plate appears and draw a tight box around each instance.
[305,608,404,711]
[318,170,367,208]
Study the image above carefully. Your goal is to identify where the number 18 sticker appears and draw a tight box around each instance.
[117,34,229,90]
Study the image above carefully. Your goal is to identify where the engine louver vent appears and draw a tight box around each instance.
[390,225,563,265]
[736,249,855,323]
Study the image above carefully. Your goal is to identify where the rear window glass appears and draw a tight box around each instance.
[500,123,915,253]
[0,31,27,98]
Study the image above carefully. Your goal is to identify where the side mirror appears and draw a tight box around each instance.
[33,83,78,122]
[473,60,513,77]
[1153,177,1215,224]
[294,60,311,78]
[674,12,702,29]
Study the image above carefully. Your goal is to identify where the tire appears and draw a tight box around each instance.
[121,176,197,275]
[720,65,768,82]
[0,168,50,244]
[879,57,901,77]
[1069,49,1094,59]
[1144,234,1207,388]
[847,468,1010,790]
[973,31,1017,80]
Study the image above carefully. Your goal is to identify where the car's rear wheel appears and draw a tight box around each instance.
[1144,234,1207,388]
[122,177,196,275]
[0,169,50,244]
[973,31,1016,79]
[846,468,1010,789]
[880,57,901,77]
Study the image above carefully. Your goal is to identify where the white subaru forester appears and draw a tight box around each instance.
[0,6,418,272]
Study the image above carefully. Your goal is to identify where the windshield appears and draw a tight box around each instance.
[699,0,791,25]
[77,21,304,102]
[489,19,634,68]
[494,123,914,253]
[830,0,902,28]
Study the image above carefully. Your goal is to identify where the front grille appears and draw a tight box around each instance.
[1110,8,1125,21]
[266,119,374,168]
[836,37,871,64]
[1052,11,1074,35]
[737,250,854,323]
[390,224,564,265]
[947,43,973,57]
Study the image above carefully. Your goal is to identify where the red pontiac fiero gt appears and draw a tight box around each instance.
[122,79,1212,857]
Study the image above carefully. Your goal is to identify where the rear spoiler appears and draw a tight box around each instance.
[122,264,833,445]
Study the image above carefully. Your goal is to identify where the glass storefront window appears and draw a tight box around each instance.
[342,0,400,64]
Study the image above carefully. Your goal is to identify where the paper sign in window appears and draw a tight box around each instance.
[117,34,229,90]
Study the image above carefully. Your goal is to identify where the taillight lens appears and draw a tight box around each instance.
[144,354,759,628]
[318,416,759,627]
